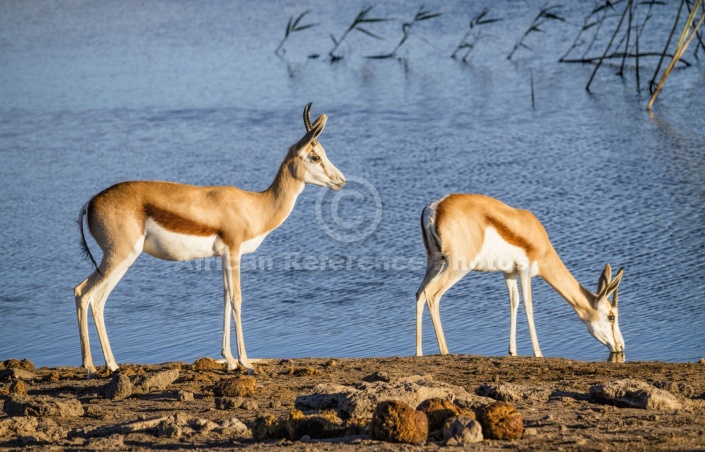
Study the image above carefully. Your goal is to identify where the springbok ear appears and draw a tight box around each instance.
[598,266,623,306]
[597,263,612,296]
[295,114,327,150]
[605,267,624,296]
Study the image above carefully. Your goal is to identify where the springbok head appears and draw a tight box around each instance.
[291,102,345,190]
[583,264,625,353]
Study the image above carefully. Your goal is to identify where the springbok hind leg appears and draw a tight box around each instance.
[74,266,129,376]
[422,265,470,355]
[75,240,142,377]
[89,265,131,372]
[416,255,446,356]
[74,272,101,375]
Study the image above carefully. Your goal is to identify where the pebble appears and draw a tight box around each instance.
[178,391,194,402]
[241,399,259,411]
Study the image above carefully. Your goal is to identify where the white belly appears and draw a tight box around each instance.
[143,219,226,261]
[472,227,539,276]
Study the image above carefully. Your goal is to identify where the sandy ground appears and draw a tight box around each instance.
[1,355,705,450]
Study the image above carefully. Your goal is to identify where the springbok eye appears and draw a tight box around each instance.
[608,315,615,322]
[311,155,321,163]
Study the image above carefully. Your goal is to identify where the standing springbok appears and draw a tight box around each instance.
[74,103,345,376]
[416,194,624,358]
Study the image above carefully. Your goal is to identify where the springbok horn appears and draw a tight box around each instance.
[303,102,313,132]
[612,287,618,308]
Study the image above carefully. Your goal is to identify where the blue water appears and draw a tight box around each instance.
[1,1,703,368]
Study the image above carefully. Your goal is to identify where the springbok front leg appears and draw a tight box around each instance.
[222,251,253,373]
[504,273,521,357]
[221,253,238,371]
[519,268,543,357]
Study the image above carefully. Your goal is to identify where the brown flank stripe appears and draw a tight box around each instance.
[145,205,218,237]
[486,216,536,260]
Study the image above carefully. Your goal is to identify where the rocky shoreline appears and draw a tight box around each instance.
[1,355,704,450]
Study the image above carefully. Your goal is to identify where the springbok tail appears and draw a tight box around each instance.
[421,204,443,255]
[77,202,101,276]
[417,203,447,299]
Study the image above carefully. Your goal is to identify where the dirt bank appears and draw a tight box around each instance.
[1,355,704,450]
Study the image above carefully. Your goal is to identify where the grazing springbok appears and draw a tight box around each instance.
[75,103,345,376]
[416,194,624,358]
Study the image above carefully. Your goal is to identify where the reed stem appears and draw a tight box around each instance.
[586,0,630,92]
[647,6,704,109]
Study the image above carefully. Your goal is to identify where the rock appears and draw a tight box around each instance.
[34,417,65,443]
[220,417,249,436]
[2,359,35,371]
[251,414,286,440]
[294,383,350,412]
[476,382,551,404]
[4,396,84,417]
[0,416,39,438]
[590,379,682,410]
[192,357,223,371]
[417,398,472,436]
[83,412,217,440]
[285,409,345,440]
[102,373,133,400]
[215,397,244,410]
[295,375,491,419]
[178,390,194,401]
[285,367,321,377]
[84,405,105,419]
[87,434,124,448]
[0,368,36,381]
[241,399,258,411]
[524,427,538,436]
[370,400,428,445]
[12,417,65,444]
[83,415,168,437]
[442,416,483,445]
[362,371,390,383]
[191,417,219,435]
[9,380,28,395]
[699,358,705,365]
[477,402,523,440]
[212,376,256,398]
[157,416,184,438]
[132,369,179,394]
[653,381,696,398]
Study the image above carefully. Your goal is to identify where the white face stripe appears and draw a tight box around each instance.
[143,218,226,261]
